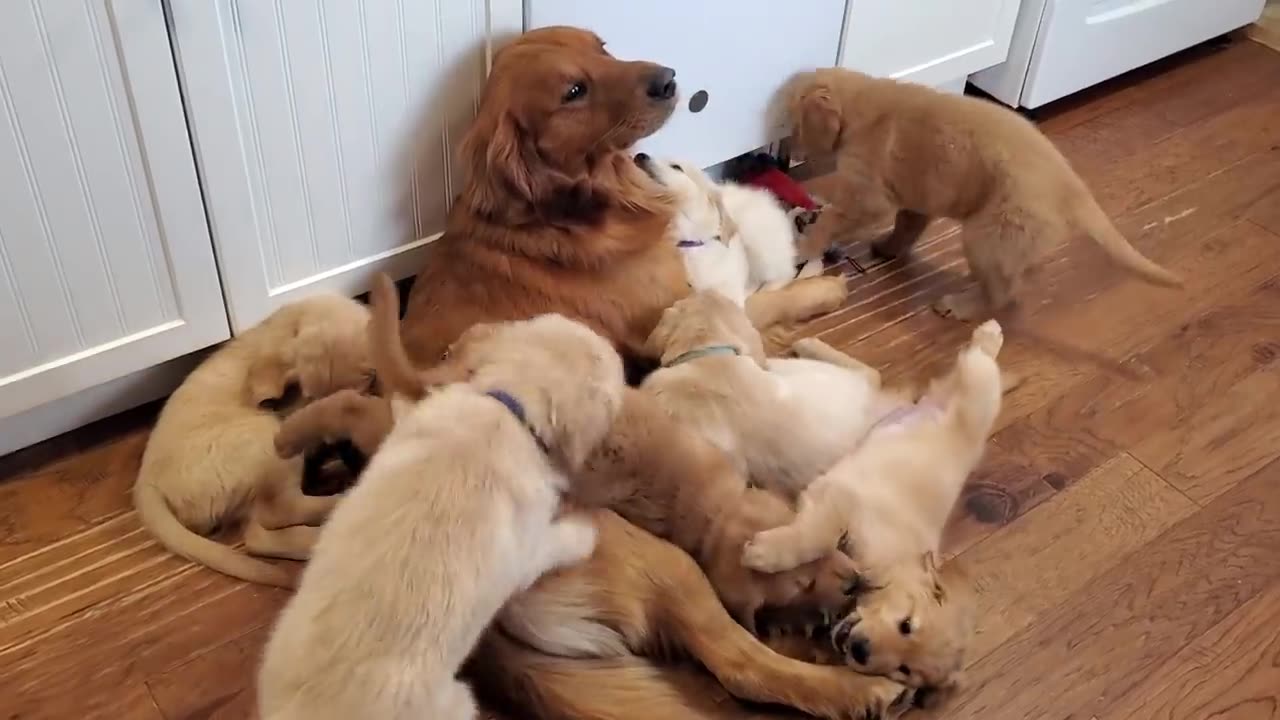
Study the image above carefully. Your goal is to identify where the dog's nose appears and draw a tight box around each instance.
[646,67,677,100]
[634,152,650,165]
[850,636,871,665]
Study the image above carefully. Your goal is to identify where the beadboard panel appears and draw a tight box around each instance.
[171,0,499,332]
[0,0,228,418]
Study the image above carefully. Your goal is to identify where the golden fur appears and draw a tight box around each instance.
[258,311,626,720]
[132,294,373,588]
[743,321,1006,699]
[786,68,1182,320]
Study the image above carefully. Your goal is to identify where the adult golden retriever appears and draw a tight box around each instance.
[399,27,846,372]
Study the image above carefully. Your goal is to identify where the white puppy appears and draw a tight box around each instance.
[636,154,820,305]
[257,311,625,720]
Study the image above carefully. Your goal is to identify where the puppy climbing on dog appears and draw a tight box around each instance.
[785,68,1182,320]
[258,276,627,720]
[743,320,1007,703]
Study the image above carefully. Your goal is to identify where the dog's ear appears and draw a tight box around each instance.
[643,306,677,361]
[245,352,298,408]
[462,108,540,217]
[922,551,948,603]
[794,87,842,154]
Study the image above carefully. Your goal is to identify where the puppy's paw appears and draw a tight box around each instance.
[547,515,598,569]
[970,319,1003,357]
[742,530,803,573]
[789,337,833,360]
[838,677,912,720]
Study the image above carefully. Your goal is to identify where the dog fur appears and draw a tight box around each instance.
[785,68,1182,320]
[132,294,373,587]
[257,309,626,720]
[742,321,1006,698]
[636,154,821,306]
[642,291,897,495]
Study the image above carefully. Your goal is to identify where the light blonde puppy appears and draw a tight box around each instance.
[642,290,894,495]
[257,309,626,720]
[133,294,373,587]
[742,320,1005,700]
[786,68,1182,320]
[636,154,820,306]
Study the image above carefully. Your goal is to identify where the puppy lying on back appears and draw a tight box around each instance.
[258,280,626,720]
[642,290,896,495]
[787,68,1182,320]
[743,320,1006,703]
[635,153,823,306]
[133,294,373,587]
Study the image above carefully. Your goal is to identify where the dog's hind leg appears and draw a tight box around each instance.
[243,519,321,562]
[788,338,882,388]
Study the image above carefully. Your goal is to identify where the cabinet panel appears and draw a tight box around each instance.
[527,0,847,170]
[171,0,495,331]
[841,0,1021,86]
[0,0,228,418]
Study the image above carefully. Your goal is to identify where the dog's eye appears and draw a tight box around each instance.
[563,81,588,103]
[899,619,913,636]
[670,163,683,172]
[898,664,911,676]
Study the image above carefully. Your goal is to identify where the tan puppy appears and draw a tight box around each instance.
[132,294,373,587]
[786,68,1182,320]
[742,321,1005,699]
[642,290,894,496]
[257,312,626,720]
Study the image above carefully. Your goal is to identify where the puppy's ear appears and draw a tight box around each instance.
[794,88,842,154]
[710,189,739,244]
[245,353,298,407]
[643,307,676,361]
[548,371,621,472]
[922,551,948,603]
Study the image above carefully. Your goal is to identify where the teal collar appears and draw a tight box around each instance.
[662,344,741,368]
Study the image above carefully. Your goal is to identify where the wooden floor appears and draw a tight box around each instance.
[3,38,1280,720]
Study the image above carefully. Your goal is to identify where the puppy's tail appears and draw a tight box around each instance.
[368,273,425,401]
[1075,197,1184,288]
[469,630,782,720]
[132,481,295,588]
[939,321,1005,443]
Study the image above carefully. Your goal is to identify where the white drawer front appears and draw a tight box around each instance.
[526,1,846,169]
[1022,0,1266,107]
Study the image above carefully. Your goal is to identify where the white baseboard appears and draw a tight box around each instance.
[0,350,207,458]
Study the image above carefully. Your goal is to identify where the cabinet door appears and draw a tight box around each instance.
[170,0,500,332]
[841,0,1022,86]
[527,0,848,170]
[0,0,228,419]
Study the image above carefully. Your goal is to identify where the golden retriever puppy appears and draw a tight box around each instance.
[132,294,373,587]
[257,312,626,720]
[786,68,1182,320]
[642,291,896,495]
[742,320,1006,699]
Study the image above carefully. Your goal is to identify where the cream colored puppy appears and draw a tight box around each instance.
[133,294,373,587]
[642,291,895,495]
[636,154,820,306]
[257,313,625,720]
[742,321,1005,697]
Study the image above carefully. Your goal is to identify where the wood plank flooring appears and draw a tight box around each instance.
[3,37,1279,720]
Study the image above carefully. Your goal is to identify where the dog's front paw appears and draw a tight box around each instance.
[970,319,1004,357]
[789,337,831,359]
[840,677,913,720]
[743,529,803,573]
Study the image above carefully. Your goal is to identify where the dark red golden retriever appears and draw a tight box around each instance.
[400,26,846,373]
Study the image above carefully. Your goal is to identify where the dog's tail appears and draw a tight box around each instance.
[1075,196,1184,288]
[469,630,785,720]
[939,321,1005,443]
[133,481,294,588]
[368,273,426,401]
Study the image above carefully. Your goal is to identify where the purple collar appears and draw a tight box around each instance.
[677,235,719,249]
[867,399,943,435]
[485,390,549,453]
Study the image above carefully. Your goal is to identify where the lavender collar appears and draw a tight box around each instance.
[485,390,548,453]
[677,235,719,249]
[867,399,944,435]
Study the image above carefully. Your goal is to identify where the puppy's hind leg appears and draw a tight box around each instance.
[934,219,1029,322]
[789,338,882,388]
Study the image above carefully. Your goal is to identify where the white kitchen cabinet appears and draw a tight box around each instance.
[527,0,849,171]
[840,0,1023,86]
[169,0,505,332]
[0,0,228,422]
[972,0,1266,109]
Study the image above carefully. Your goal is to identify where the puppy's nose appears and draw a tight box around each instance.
[634,152,650,165]
[646,67,677,100]
[850,636,871,665]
